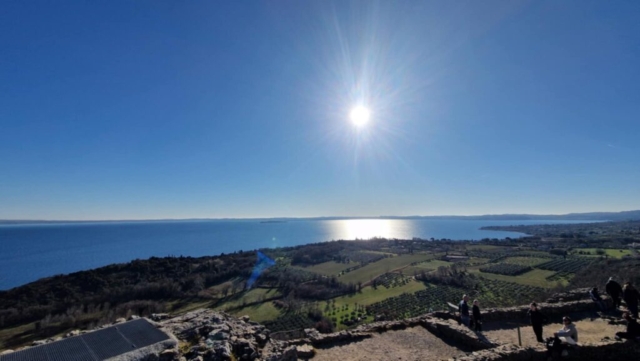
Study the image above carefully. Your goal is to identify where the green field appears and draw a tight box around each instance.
[359,250,396,256]
[226,302,281,323]
[338,254,435,284]
[170,299,213,314]
[327,280,427,330]
[402,259,452,276]
[465,245,504,251]
[468,268,558,288]
[464,257,490,266]
[0,322,37,350]
[502,257,549,266]
[205,277,245,297]
[572,248,630,259]
[333,280,427,307]
[216,288,281,309]
[292,261,354,276]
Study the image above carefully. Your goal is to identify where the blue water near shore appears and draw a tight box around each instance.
[0,218,590,290]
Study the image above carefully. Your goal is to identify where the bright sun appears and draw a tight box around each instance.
[350,105,370,127]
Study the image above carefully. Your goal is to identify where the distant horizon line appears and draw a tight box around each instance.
[1,209,639,224]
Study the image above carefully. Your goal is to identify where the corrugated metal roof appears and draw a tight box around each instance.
[0,319,170,361]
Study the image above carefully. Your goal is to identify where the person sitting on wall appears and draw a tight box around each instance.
[615,312,640,341]
[546,316,578,359]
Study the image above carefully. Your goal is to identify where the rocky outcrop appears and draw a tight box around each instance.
[158,309,305,361]
[154,309,496,360]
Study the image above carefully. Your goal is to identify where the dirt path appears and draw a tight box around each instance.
[313,326,469,361]
[482,317,625,347]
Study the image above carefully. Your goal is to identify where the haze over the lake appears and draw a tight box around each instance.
[1,1,639,220]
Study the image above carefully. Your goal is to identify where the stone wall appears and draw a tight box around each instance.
[479,298,610,323]
[452,339,640,361]
[562,339,640,360]
[351,316,495,350]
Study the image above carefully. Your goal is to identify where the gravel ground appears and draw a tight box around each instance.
[482,317,626,347]
[313,326,469,361]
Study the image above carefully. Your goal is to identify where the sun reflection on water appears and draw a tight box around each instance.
[329,219,413,240]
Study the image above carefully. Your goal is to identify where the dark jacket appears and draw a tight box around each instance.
[606,280,622,297]
[472,305,481,321]
[459,300,469,316]
[627,319,640,338]
[623,288,639,308]
[589,288,602,301]
[528,309,546,326]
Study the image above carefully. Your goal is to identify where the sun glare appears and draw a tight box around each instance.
[337,219,392,240]
[350,105,371,127]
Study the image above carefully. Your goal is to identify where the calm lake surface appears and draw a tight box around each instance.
[0,219,589,290]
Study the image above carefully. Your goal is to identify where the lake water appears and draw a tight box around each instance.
[0,218,589,290]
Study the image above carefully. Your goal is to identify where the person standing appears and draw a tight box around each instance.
[606,277,623,309]
[528,302,547,342]
[458,294,470,327]
[615,312,640,341]
[472,299,482,332]
[623,283,640,318]
[589,286,606,311]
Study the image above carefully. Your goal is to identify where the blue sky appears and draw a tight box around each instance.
[1,1,639,220]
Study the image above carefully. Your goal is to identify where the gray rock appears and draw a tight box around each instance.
[152,313,171,321]
[65,329,81,338]
[208,329,230,341]
[280,346,297,361]
[295,345,314,359]
[214,341,232,359]
[159,349,180,361]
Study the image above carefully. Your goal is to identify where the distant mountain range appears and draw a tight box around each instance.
[381,210,640,221]
[1,210,639,225]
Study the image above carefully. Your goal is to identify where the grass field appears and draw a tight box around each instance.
[333,280,427,308]
[326,280,427,330]
[502,257,549,266]
[216,288,281,309]
[292,261,354,276]
[463,257,490,266]
[205,276,245,298]
[338,254,435,284]
[226,302,281,323]
[171,299,213,314]
[465,245,504,251]
[359,250,396,256]
[468,268,559,288]
[572,248,630,258]
[402,260,452,276]
[0,322,36,350]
